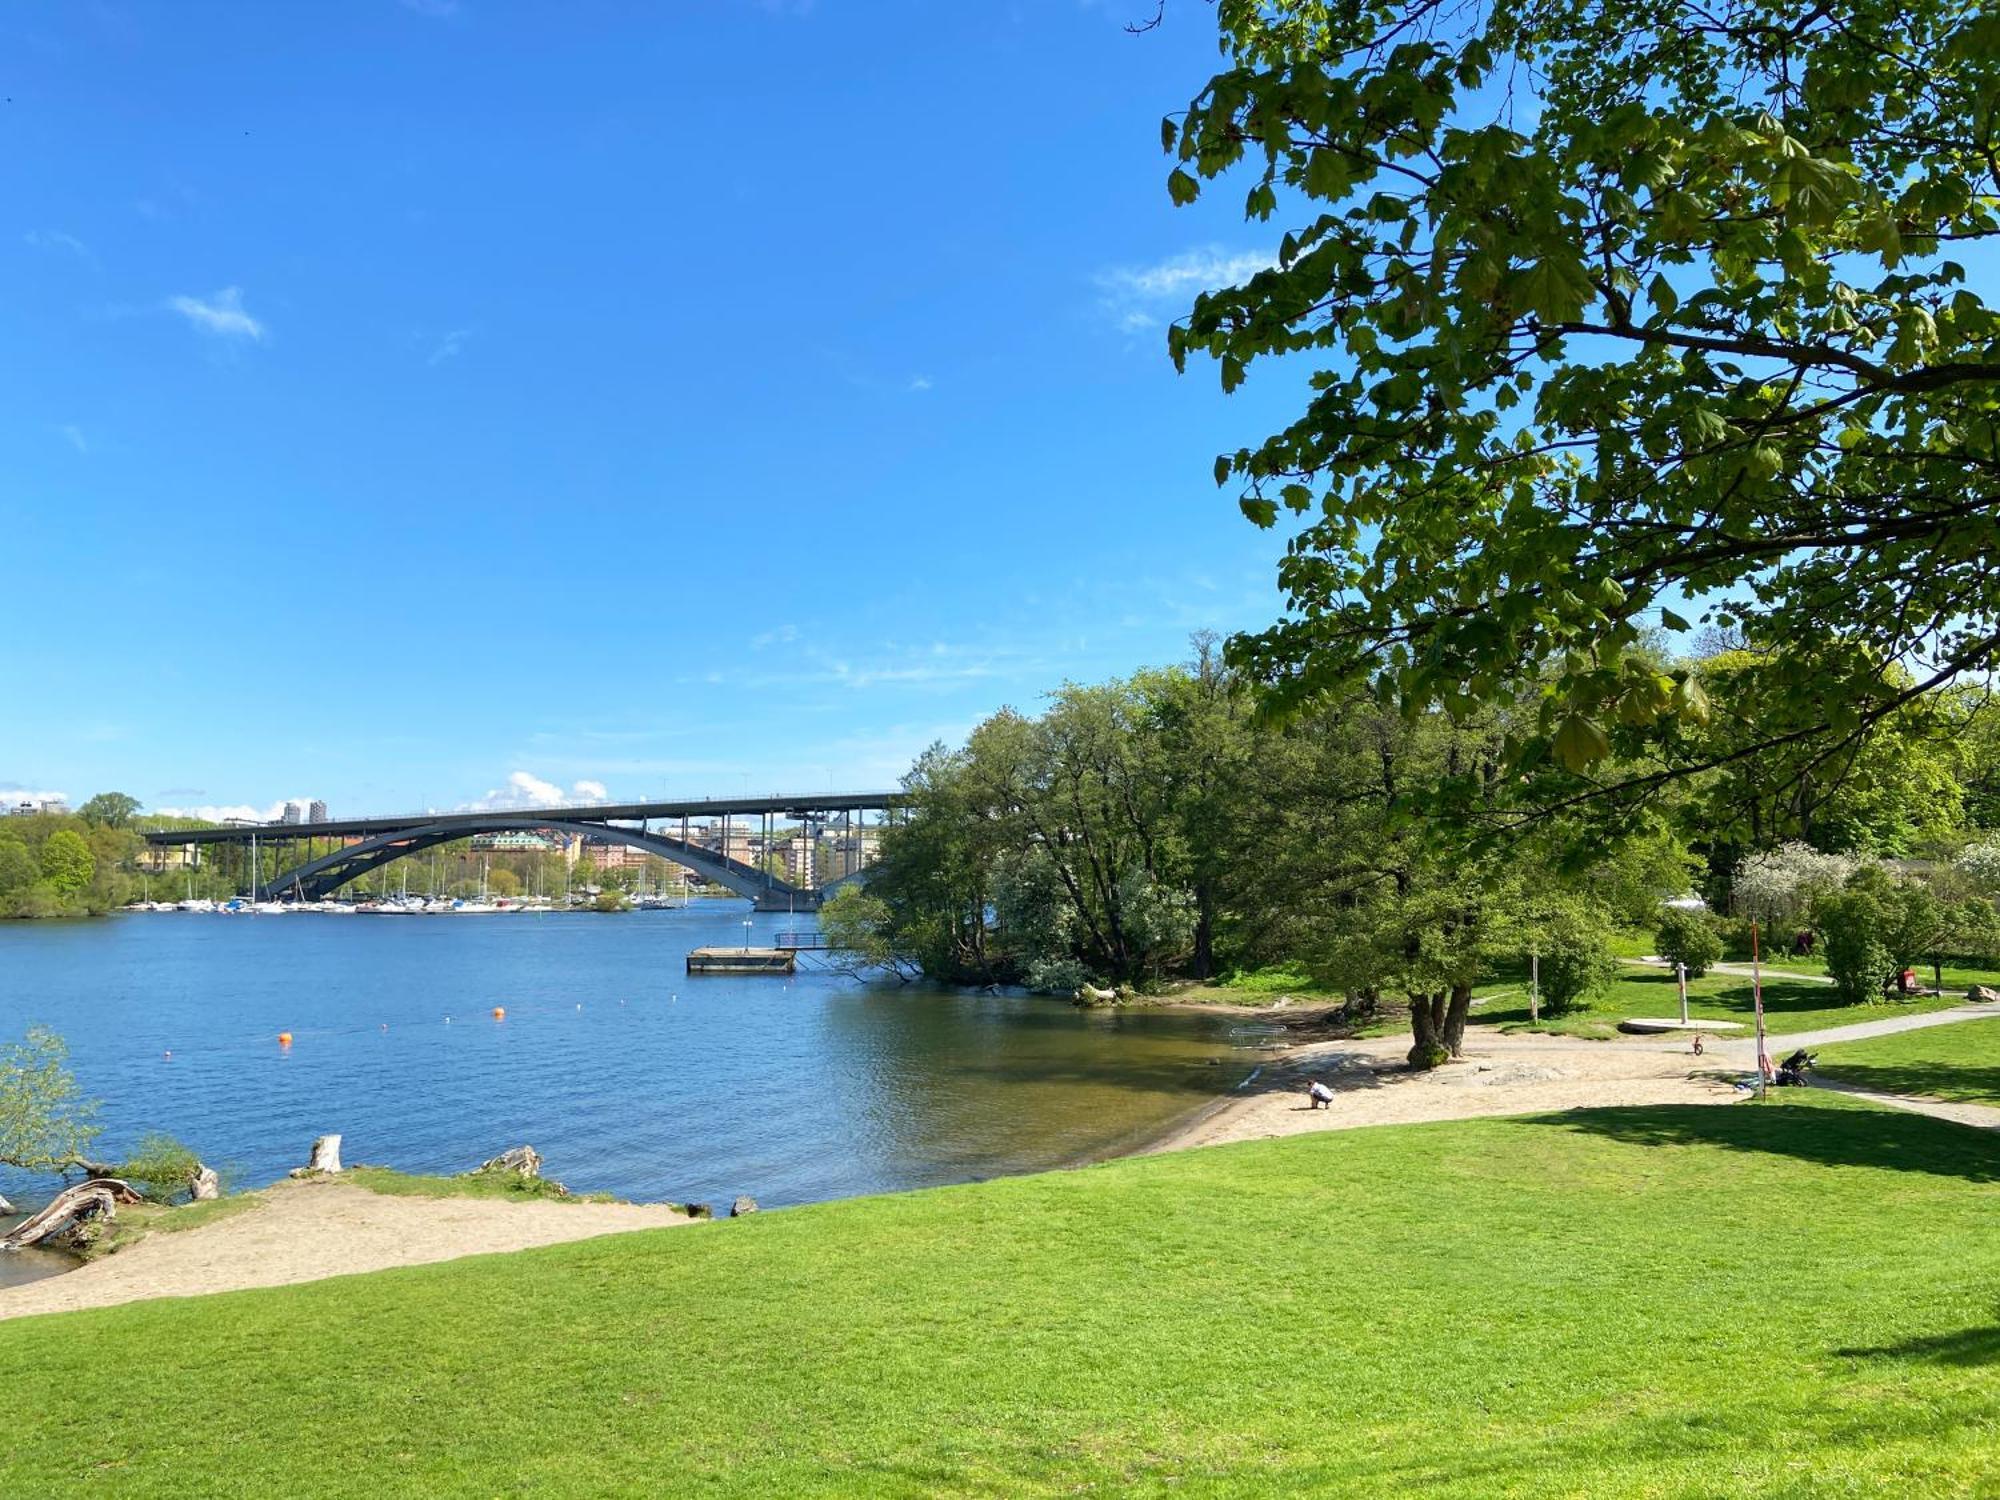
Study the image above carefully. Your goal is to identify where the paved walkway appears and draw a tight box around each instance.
[1707,1005,2000,1056]
[1622,956,1835,985]
[1808,1077,2000,1131]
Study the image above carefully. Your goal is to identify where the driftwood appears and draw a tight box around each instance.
[472,1145,543,1179]
[289,1134,344,1177]
[2,1178,142,1250]
[1072,982,1124,1007]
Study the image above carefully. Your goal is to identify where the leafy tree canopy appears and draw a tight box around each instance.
[39,828,95,896]
[77,792,141,829]
[0,1026,101,1174]
[1167,0,2000,787]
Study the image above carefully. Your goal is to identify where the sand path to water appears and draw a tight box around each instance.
[0,1176,689,1322]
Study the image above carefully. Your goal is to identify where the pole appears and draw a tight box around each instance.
[1676,961,1689,1025]
[1529,947,1540,1024]
[1751,921,1772,1095]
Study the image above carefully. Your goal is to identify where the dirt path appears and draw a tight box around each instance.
[1154,1007,2000,1152]
[0,1178,690,1322]
[1808,1078,2000,1131]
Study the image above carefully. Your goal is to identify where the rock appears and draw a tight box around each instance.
[472,1145,543,1179]
[0,1192,13,1216]
[729,1196,759,1217]
[682,1202,714,1220]
[1968,984,2000,1004]
[190,1165,220,1202]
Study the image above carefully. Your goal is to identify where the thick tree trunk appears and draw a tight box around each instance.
[289,1134,343,1176]
[1407,983,1474,1069]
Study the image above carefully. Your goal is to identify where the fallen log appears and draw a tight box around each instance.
[2,1178,142,1250]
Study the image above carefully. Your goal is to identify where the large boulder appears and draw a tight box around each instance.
[730,1196,759,1218]
[1969,984,2000,1004]
[473,1145,543,1179]
[190,1164,220,1202]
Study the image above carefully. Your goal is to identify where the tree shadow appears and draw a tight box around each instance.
[1506,1099,2000,1183]
[1834,1322,2000,1366]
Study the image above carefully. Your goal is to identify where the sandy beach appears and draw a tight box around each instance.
[0,1176,690,1322]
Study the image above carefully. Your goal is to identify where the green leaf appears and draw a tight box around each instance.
[1660,607,1691,632]
[1167,168,1200,206]
[1240,496,1279,527]
[1553,714,1612,771]
[1512,256,1595,324]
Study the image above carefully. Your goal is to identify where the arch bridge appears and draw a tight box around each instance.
[143,792,897,911]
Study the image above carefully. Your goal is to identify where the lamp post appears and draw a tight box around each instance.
[742,917,752,953]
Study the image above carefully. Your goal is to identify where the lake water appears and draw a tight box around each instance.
[0,906,1274,1285]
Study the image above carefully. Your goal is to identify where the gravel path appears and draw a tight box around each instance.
[1621,956,1836,985]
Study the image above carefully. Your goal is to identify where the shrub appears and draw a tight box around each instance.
[1537,904,1619,1016]
[1654,908,1723,978]
[1815,867,1937,1004]
[118,1133,203,1198]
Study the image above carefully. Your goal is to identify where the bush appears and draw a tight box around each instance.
[1654,907,1723,978]
[590,889,629,913]
[1537,904,1620,1016]
[118,1133,203,1198]
[1815,867,1935,1004]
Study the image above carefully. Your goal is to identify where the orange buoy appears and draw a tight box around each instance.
[492,1006,506,1020]
[278,1032,293,1047]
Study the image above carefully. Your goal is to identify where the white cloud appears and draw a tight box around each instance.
[59,424,87,455]
[750,623,800,650]
[24,229,91,260]
[428,327,472,365]
[461,772,613,812]
[155,800,291,823]
[907,374,933,392]
[167,286,265,341]
[0,787,69,809]
[1095,246,1270,331]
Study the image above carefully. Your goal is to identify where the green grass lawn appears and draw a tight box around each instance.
[1814,1014,2000,1109]
[1474,965,1963,1038]
[5,1095,2000,1495]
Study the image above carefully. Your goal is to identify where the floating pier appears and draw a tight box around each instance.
[687,946,797,975]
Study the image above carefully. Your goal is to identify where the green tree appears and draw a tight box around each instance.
[1816,867,1938,1003]
[1534,900,1619,1018]
[0,837,36,897]
[1166,0,2000,796]
[39,829,94,896]
[1654,908,1723,980]
[77,792,141,829]
[0,1027,101,1173]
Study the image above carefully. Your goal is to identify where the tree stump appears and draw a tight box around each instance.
[191,1165,221,1202]
[290,1134,343,1176]
[474,1145,542,1179]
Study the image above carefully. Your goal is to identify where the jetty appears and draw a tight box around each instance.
[686,947,796,975]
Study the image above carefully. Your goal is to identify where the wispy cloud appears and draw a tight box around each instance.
[1095,246,1270,331]
[167,286,265,341]
[59,424,87,455]
[24,229,92,261]
[460,771,613,812]
[428,326,472,365]
[907,375,933,392]
[751,623,800,650]
[156,799,292,822]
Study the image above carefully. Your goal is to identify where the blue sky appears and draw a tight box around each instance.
[1,0,1299,819]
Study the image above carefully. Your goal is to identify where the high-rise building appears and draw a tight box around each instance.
[308,799,329,823]
[280,802,304,825]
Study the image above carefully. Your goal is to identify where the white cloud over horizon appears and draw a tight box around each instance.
[168,286,265,341]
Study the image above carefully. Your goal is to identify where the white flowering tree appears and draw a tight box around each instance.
[1732,844,1861,929]
[1955,841,2000,901]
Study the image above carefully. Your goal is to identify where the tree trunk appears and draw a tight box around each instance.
[290,1134,343,1176]
[2,1178,142,1249]
[1408,983,1473,1069]
[1408,991,1449,1068]
[191,1165,220,1202]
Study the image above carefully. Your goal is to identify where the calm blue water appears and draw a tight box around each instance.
[0,907,1264,1231]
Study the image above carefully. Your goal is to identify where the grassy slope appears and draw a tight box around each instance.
[1815,1014,2000,1108]
[3,1095,1998,1496]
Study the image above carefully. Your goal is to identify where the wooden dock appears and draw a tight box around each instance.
[687,946,797,975]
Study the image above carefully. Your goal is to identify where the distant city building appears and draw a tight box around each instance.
[280,802,304,825]
[137,844,197,873]
[472,830,561,854]
[783,836,816,888]
[586,839,644,871]
[308,799,329,823]
[6,796,67,817]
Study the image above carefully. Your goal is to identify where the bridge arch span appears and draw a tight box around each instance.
[261,816,810,908]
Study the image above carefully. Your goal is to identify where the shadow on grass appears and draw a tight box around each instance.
[1835,1321,2000,1366]
[1815,1063,2000,1109]
[1507,1100,2000,1183]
